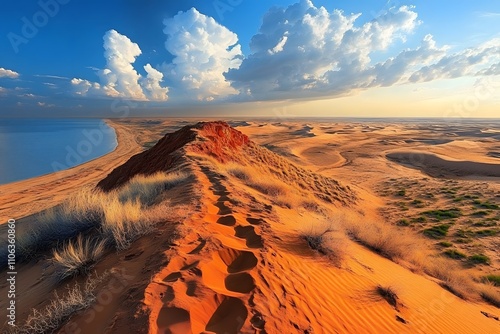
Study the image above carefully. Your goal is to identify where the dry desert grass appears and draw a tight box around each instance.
[52,235,106,280]
[8,273,106,334]
[6,171,188,268]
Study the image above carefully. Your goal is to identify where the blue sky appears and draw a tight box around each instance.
[0,0,499,117]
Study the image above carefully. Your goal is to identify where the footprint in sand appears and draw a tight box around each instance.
[225,273,255,293]
[215,202,232,215]
[205,296,248,334]
[234,225,264,248]
[218,247,258,273]
[246,217,265,225]
[187,238,206,255]
[157,306,191,334]
[217,215,237,226]
[163,272,182,282]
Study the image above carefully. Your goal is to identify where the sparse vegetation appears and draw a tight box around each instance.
[471,210,489,217]
[3,171,187,266]
[468,254,491,265]
[411,199,425,208]
[480,283,500,308]
[474,229,499,237]
[396,189,406,197]
[397,219,410,226]
[344,218,417,261]
[483,275,500,286]
[422,208,461,221]
[376,285,399,310]
[10,273,106,334]
[443,249,466,260]
[422,224,451,239]
[410,216,427,223]
[300,224,344,267]
[117,171,188,206]
[438,241,452,247]
[52,235,106,280]
[473,200,499,210]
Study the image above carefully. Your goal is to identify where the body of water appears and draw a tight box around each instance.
[0,119,117,185]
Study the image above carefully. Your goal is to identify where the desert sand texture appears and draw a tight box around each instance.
[1,119,499,334]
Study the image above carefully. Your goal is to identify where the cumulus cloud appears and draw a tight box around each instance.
[72,30,168,101]
[226,0,499,101]
[0,67,19,79]
[70,1,499,105]
[141,64,169,101]
[226,1,423,99]
[409,38,500,82]
[161,8,242,101]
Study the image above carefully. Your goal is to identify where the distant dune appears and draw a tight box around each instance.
[386,151,500,178]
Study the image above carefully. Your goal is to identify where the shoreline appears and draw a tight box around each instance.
[0,120,142,222]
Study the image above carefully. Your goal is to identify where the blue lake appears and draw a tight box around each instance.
[0,119,117,185]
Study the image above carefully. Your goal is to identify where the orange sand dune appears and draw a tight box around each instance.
[2,121,499,334]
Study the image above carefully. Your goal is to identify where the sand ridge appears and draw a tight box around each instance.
[2,120,499,333]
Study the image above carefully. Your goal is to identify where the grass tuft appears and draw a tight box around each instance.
[483,275,500,286]
[10,272,106,334]
[376,285,399,310]
[468,254,491,265]
[422,224,451,239]
[52,235,106,280]
[443,249,466,260]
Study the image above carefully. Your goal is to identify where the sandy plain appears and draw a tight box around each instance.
[1,118,499,334]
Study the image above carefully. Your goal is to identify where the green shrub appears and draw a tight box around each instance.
[423,209,461,220]
[474,229,499,237]
[471,210,489,217]
[443,249,466,259]
[411,216,427,223]
[474,201,499,210]
[423,224,451,239]
[468,254,491,265]
[438,241,452,247]
[472,220,497,227]
[397,219,410,226]
[411,199,425,207]
[483,275,500,286]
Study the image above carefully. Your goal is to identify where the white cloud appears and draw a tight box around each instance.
[69,1,499,105]
[226,1,422,99]
[409,38,500,82]
[71,78,102,96]
[226,0,499,101]
[34,74,69,80]
[37,102,55,108]
[0,87,6,95]
[0,68,19,79]
[71,30,168,101]
[140,64,169,101]
[161,8,242,101]
[98,30,146,100]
